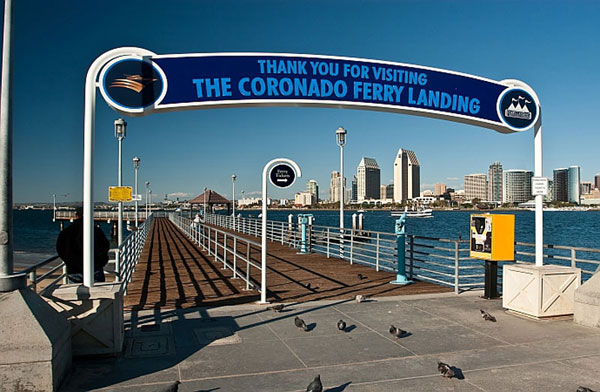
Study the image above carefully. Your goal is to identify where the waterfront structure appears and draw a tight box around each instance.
[356,157,380,201]
[434,183,446,196]
[464,174,487,201]
[295,191,315,207]
[393,148,420,202]
[553,168,569,202]
[504,170,533,204]
[488,161,503,203]
[568,166,581,204]
[306,179,319,202]
[581,181,593,195]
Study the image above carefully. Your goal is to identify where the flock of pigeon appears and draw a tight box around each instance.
[268,279,596,392]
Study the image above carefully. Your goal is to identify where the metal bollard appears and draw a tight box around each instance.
[390,210,412,285]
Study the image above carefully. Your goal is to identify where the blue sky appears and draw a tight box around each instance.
[5,0,600,203]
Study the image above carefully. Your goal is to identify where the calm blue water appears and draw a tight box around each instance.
[12,209,600,266]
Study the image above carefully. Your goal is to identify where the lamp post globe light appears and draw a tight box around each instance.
[114,119,127,264]
[133,156,140,228]
[232,174,236,229]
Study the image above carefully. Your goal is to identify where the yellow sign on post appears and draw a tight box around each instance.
[108,186,133,202]
[469,214,515,260]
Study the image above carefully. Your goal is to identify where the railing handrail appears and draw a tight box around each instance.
[20,255,61,274]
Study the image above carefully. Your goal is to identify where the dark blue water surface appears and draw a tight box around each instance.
[13,209,600,259]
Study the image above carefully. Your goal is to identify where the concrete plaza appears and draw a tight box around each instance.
[60,291,600,391]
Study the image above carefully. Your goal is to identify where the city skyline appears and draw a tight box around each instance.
[5,1,600,203]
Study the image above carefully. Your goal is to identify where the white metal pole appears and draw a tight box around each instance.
[53,194,56,222]
[232,175,236,229]
[261,167,268,303]
[0,0,15,283]
[134,165,138,227]
[534,124,543,266]
[340,145,344,229]
[83,47,153,287]
[204,187,207,219]
[117,136,123,244]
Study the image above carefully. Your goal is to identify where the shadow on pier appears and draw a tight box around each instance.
[123,218,450,311]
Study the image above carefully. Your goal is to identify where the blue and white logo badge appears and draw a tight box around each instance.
[497,88,538,131]
[100,56,166,114]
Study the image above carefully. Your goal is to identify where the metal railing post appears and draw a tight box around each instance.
[29,270,36,293]
[375,233,380,271]
[223,233,227,270]
[350,229,354,264]
[245,244,251,290]
[409,235,414,279]
[571,248,577,268]
[233,237,238,278]
[62,265,68,284]
[454,240,460,294]
[326,227,330,258]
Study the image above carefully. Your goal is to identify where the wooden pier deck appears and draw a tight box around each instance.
[123,218,451,310]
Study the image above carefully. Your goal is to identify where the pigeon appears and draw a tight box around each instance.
[295,316,309,332]
[480,309,496,322]
[337,319,346,332]
[268,304,284,312]
[437,361,455,378]
[305,283,312,290]
[355,294,365,303]
[577,387,596,392]
[160,381,180,392]
[389,325,406,340]
[306,374,323,392]
[357,273,366,280]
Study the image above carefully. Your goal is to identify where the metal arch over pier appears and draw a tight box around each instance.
[83,46,544,288]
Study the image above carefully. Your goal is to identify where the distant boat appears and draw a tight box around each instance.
[391,208,433,218]
[357,209,366,213]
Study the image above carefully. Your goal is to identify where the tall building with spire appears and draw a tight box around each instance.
[488,161,503,202]
[356,157,380,201]
[393,148,420,202]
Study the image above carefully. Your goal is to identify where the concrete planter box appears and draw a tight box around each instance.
[503,263,581,319]
[43,282,124,356]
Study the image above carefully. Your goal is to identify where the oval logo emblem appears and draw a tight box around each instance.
[100,57,165,114]
[269,164,296,189]
[497,88,538,131]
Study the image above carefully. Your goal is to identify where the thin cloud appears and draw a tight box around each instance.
[446,177,459,181]
[168,192,191,198]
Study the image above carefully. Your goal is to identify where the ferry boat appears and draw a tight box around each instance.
[390,208,433,218]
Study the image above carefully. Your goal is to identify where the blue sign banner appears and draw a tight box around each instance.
[99,52,540,133]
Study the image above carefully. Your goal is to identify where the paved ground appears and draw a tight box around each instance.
[61,291,600,392]
[124,218,450,310]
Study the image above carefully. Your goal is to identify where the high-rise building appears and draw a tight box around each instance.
[351,176,358,202]
[380,185,387,200]
[595,174,600,190]
[295,191,315,206]
[329,171,340,202]
[357,157,380,201]
[434,183,447,196]
[306,179,319,202]
[581,182,593,195]
[464,174,487,201]
[386,184,394,199]
[393,148,420,202]
[568,166,581,204]
[553,168,569,202]
[488,161,503,202]
[504,170,533,203]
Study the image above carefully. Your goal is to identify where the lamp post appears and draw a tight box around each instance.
[133,157,140,228]
[232,174,236,230]
[145,181,150,219]
[114,118,126,281]
[336,127,347,257]
[203,186,207,219]
[53,194,56,222]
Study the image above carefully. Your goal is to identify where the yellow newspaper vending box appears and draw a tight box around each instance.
[469,214,514,260]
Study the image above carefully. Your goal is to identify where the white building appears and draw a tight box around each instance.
[295,191,315,207]
[504,170,533,204]
[464,173,487,201]
[329,171,346,203]
[357,157,380,201]
[393,148,420,202]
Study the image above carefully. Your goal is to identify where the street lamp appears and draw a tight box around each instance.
[133,156,140,228]
[203,186,207,219]
[232,174,236,230]
[145,181,150,219]
[336,127,347,229]
[114,118,126,255]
